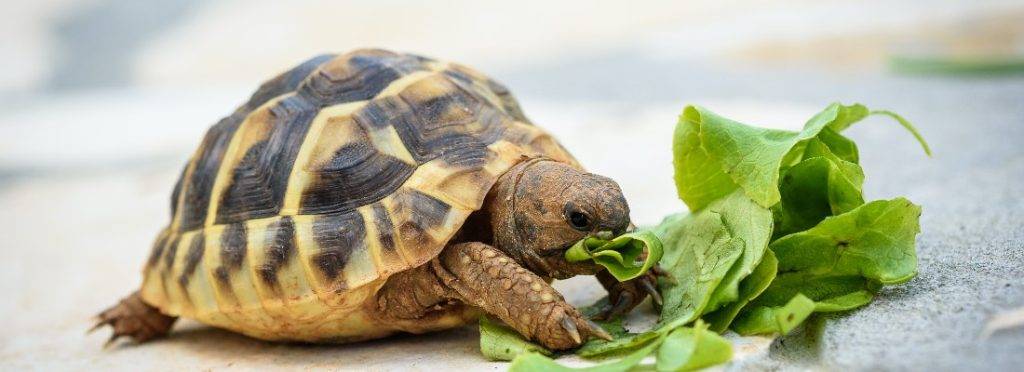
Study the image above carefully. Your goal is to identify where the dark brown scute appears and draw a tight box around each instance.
[440,136,490,168]
[214,141,271,222]
[213,267,231,287]
[298,141,416,215]
[488,80,530,124]
[393,189,451,249]
[311,212,365,280]
[407,53,436,65]
[219,223,248,270]
[372,203,397,252]
[213,223,246,300]
[169,165,187,218]
[177,118,244,231]
[442,68,475,87]
[446,63,530,124]
[147,233,170,268]
[300,52,424,105]
[246,54,336,110]
[258,217,296,287]
[401,189,451,225]
[178,234,205,287]
[214,98,317,224]
[394,78,504,163]
[162,235,180,269]
[354,96,405,130]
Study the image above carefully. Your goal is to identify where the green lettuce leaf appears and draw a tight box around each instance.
[771,198,921,285]
[510,334,664,372]
[653,196,743,327]
[732,198,921,335]
[651,189,773,329]
[655,321,733,372]
[772,142,866,238]
[674,102,929,214]
[749,272,879,312]
[701,192,775,313]
[702,249,778,333]
[731,293,816,336]
[813,290,875,312]
[565,231,664,281]
[480,316,551,361]
[576,326,660,359]
[576,299,661,358]
[674,103,864,212]
[508,322,731,372]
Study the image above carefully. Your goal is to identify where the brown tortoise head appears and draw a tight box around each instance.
[483,158,631,279]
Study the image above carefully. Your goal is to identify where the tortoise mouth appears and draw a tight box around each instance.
[538,245,571,257]
[537,228,618,258]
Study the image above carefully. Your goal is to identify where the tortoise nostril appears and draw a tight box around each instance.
[610,216,631,236]
[597,218,630,237]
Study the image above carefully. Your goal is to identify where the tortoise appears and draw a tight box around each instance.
[94,49,660,350]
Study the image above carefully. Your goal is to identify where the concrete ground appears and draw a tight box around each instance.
[1,1,1023,370]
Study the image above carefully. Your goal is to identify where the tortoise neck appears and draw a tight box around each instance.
[480,158,563,276]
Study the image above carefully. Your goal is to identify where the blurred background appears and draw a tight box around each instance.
[2,0,1022,370]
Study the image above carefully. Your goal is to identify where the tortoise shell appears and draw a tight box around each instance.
[138,49,578,341]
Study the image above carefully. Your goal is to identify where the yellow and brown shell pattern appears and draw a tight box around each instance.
[139,49,579,341]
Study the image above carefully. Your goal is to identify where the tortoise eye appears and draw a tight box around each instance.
[568,211,591,231]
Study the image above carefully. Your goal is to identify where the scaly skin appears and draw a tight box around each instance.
[374,242,610,350]
[372,243,662,348]
[92,291,177,346]
[434,242,609,349]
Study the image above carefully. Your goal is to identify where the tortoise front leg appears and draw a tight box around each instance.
[434,242,611,350]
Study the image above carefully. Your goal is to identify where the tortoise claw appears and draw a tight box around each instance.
[103,333,120,349]
[640,278,663,306]
[560,315,582,344]
[651,266,677,285]
[603,292,634,319]
[87,318,105,334]
[592,291,636,321]
[586,320,614,341]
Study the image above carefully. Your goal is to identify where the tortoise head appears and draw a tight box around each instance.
[485,158,631,278]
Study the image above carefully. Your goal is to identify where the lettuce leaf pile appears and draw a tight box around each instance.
[666,103,927,336]
[481,103,929,371]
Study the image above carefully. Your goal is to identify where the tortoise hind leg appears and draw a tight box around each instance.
[92,291,176,346]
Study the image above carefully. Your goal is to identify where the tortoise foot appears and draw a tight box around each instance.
[92,291,177,347]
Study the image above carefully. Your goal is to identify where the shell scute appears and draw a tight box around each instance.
[310,211,365,283]
[295,114,416,215]
[300,50,425,105]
